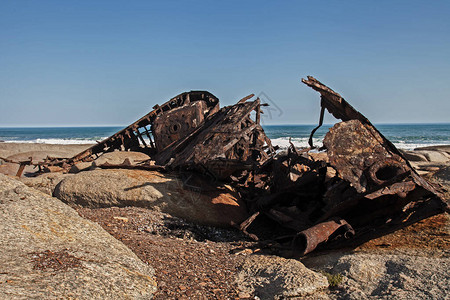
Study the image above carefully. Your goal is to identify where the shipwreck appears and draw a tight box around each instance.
[25,77,449,256]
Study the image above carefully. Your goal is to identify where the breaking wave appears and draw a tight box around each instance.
[269,137,448,151]
[2,138,102,145]
[0,124,448,151]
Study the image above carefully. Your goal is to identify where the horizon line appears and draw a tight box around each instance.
[0,122,449,128]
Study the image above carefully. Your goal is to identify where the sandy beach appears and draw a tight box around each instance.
[0,142,94,158]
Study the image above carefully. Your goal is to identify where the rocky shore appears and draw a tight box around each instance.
[0,143,449,299]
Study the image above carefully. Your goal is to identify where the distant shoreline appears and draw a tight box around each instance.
[1,123,450,129]
[1,141,449,153]
[1,124,448,151]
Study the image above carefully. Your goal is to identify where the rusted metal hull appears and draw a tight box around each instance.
[45,91,219,169]
[232,77,447,256]
[155,98,275,180]
[250,77,447,255]
[34,77,447,256]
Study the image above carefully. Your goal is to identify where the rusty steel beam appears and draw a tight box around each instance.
[16,159,32,177]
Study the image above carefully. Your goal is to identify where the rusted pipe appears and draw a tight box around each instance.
[368,159,407,185]
[292,219,354,256]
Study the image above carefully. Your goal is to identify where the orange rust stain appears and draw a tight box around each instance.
[357,214,450,251]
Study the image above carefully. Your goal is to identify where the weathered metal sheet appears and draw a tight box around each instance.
[155,97,275,180]
[281,77,448,254]
[302,76,442,197]
[49,91,220,169]
[152,101,208,152]
[323,119,407,194]
[233,77,447,256]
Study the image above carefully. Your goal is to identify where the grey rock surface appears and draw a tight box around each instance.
[415,150,449,163]
[19,173,73,195]
[0,174,157,299]
[433,165,450,186]
[53,169,248,227]
[69,161,93,174]
[400,150,428,162]
[235,254,329,299]
[415,145,450,154]
[0,162,22,176]
[92,151,151,168]
[303,251,450,300]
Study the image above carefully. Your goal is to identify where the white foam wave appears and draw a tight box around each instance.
[2,136,447,151]
[391,141,450,151]
[270,137,448,151]
[2,138,101,145]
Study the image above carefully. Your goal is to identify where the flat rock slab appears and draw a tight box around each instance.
[303,251,450,299]
[433,165,450,184]
[0,162,23,176]
[235,254,329,299]
[415,150,449,163]
[92,151,151,167]
[54,169,248,227]
[69,161,93,173]
[415,145,450,154]
[19,173,73,195]
[70,151,154,173]
[0,174,156,299]
[400,150,428,162]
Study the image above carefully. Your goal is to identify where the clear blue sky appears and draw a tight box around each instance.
[1,0,449,126]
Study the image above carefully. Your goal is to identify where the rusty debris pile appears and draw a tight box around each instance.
[33,76,449,256]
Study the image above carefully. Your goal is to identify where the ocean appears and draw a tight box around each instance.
[0,124,449,151]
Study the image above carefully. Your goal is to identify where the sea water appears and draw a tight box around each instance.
[0,124,449,150]
[264,124,450,150]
